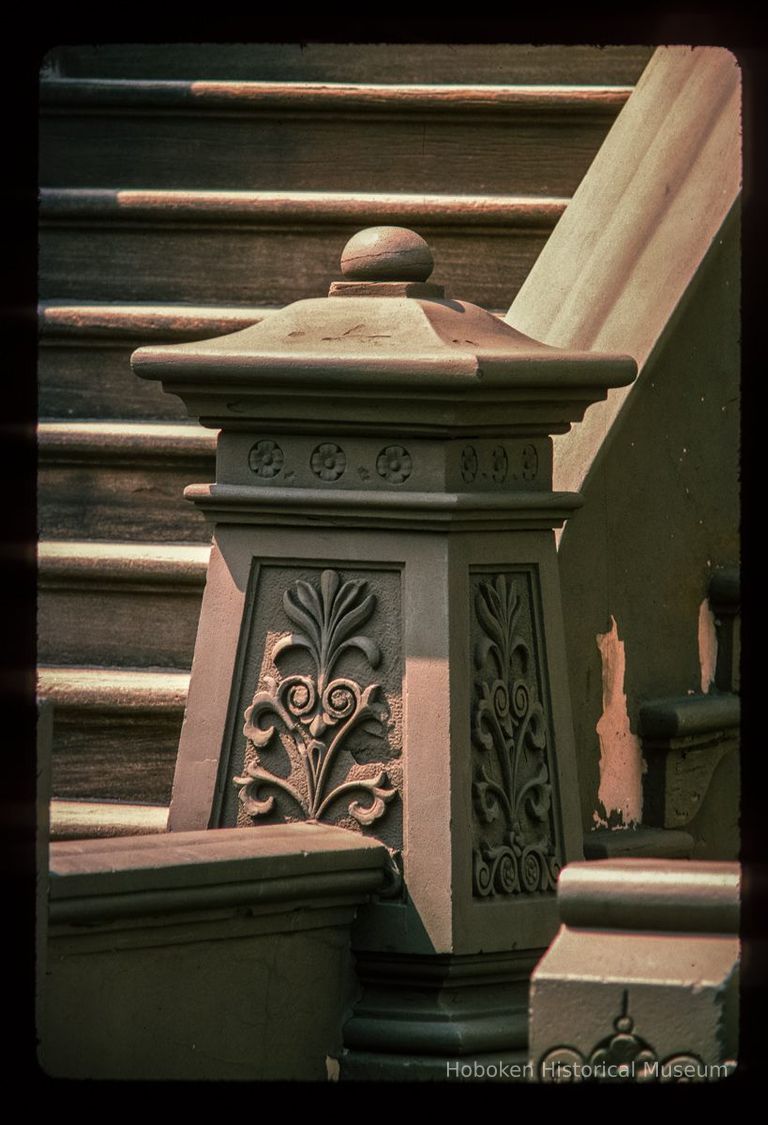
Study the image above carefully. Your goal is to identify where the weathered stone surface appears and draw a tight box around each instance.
[132,284,633,436]
[48,821,388,909]
[557,858,739,933]
[36,39,659,1076]
[529,860,739,1083]
[41,824,390,1080]
[639,693,740,740]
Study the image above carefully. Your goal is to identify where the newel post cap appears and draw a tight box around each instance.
[130,226,637,435]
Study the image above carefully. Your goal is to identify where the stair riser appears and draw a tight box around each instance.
[40,224,551,308]
[39,586,204,667]
[39,460,214,542]
[40,306,266,420]
[51,714,181,803]
[40,343,191,420]
[47,43,653,84]
[41,112,614,197]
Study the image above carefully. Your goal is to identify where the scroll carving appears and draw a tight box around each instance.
[471,573,561,897]
[235,569,397,827]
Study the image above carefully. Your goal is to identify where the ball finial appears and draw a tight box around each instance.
[340,227,434,283]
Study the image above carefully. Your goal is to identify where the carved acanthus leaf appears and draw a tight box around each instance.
[471,573,560,898]
[236,569,396,829]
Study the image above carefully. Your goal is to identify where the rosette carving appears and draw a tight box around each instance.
[471,573,561,897]
[235,570,396,827]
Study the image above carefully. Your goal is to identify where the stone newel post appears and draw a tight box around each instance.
[132,227,635,1078]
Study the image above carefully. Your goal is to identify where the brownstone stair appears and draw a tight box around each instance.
[39,301,264,419]
[37,43,652,836]
[39,80,631,195]
[38,422,216,542]
[38,542,209,667]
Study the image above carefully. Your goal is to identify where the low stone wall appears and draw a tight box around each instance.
[40,823,390,1080]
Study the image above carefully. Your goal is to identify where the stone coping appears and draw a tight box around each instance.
[558,859,739,934]
[49,823,391,924]
[638,693,740,740]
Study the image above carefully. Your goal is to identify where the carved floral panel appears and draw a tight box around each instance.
[224,564,403,846]
[537,991,726,1083]
[470,568,562,898]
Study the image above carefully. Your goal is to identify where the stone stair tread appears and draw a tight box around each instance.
[50,798,169,840]
[41,77,633,112]
[40,300,272,340]
[40,667,187,805]
[38,420,217,455]
[638,692,741,738]
[40,187,568,223]
[38,665,190,709]
[38,540,210,583]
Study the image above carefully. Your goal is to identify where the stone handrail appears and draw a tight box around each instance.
[505,46,741,496]
[505,47,741,844]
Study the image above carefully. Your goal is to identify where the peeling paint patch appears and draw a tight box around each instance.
[326,1056,340,1081]
[594,616,643,827]
[698,597,718,694]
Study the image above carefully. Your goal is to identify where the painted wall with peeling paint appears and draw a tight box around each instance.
[697,598,719,695]
[594,616,644,827]
[558,206,739,856]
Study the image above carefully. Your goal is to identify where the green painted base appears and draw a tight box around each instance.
[341,949,537,1081]
[340,1048,532,1082]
